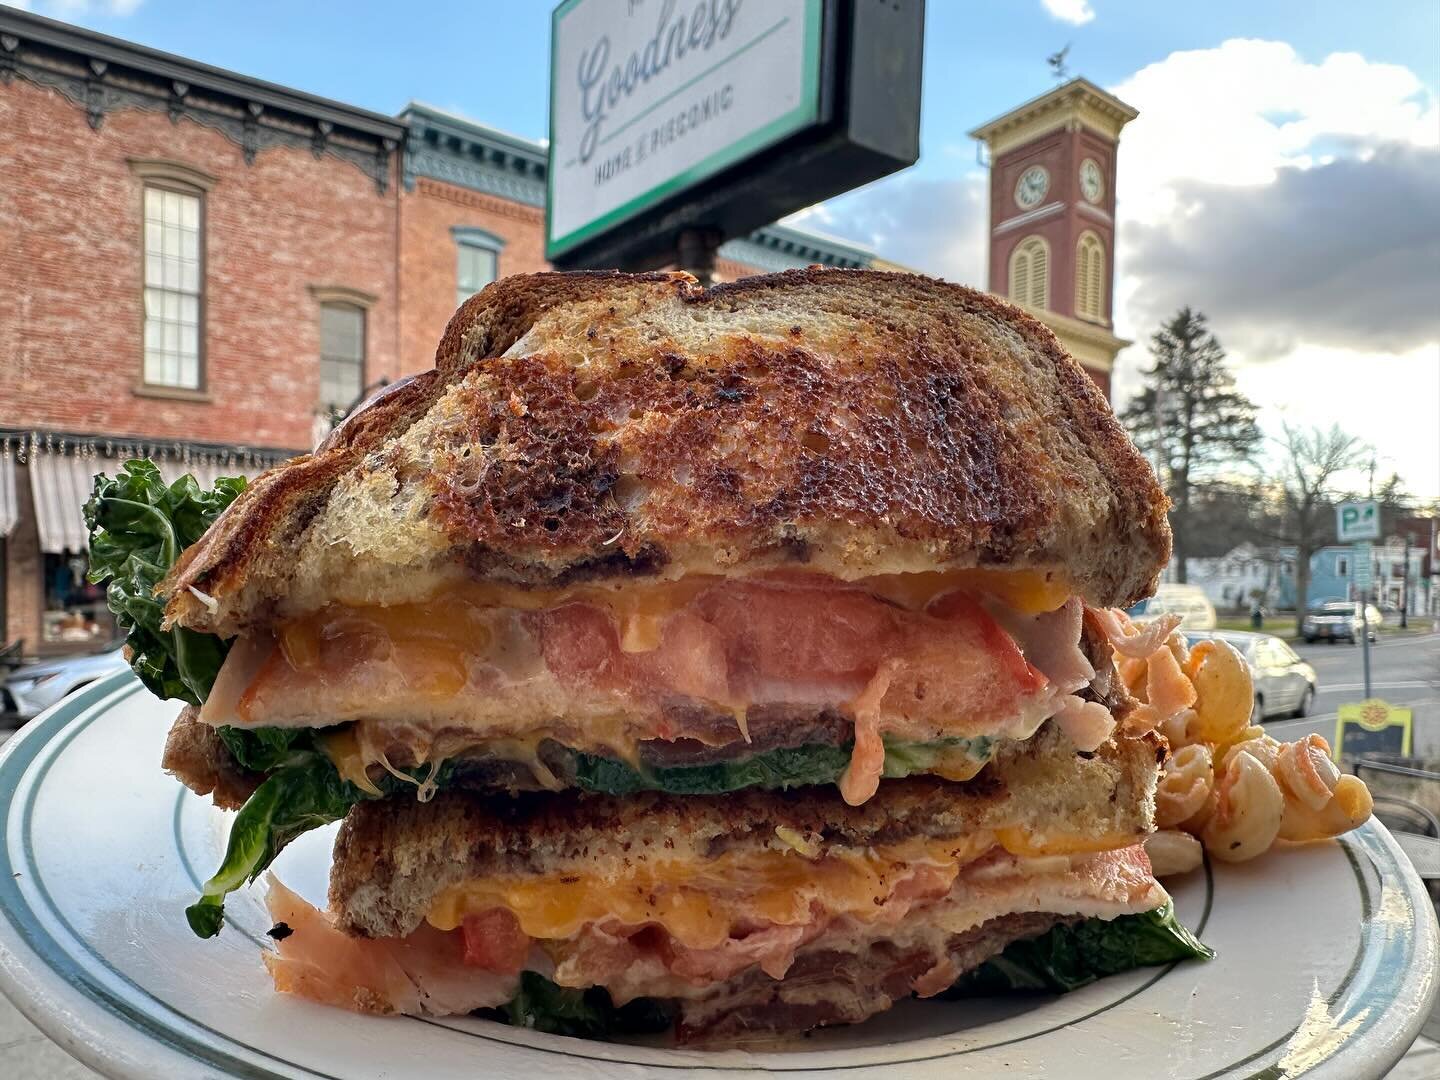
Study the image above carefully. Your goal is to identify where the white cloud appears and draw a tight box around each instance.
[1101,40,1440,497]
[1110,39,1437,227]
[1041,0,1095,26]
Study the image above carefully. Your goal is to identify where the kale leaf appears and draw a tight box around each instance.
[186,755,366,937]
[944,902,1214,996]
[569,737,993,796]
[216,726,313,773]
[186,747,457,938]
[84,459,246,705]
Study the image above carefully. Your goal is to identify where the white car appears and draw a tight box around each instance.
[1185,631,1318,722]
[1,645,129,723]
[1129,584,1218,631]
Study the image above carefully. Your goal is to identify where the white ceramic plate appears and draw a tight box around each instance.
[0,673,1435,1080]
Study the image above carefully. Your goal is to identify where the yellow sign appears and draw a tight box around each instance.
[1334,698,1413,761]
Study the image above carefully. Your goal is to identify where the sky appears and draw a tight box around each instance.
[11,0,1440,499]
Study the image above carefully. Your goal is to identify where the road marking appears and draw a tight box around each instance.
[1322,681,1436,693]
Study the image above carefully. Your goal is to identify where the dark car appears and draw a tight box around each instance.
[1184,630,1317,723]
[1302,601,1381,644]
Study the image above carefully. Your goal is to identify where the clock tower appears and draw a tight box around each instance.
[968,78,1138,398]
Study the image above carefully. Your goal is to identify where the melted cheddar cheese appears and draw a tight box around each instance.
[278,567,1072,672]
[426,834,1003,951]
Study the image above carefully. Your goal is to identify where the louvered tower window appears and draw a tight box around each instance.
[1075,231,1105,322]
[1008,236,1050,309]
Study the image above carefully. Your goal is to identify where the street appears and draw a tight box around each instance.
[1267,631,1440,754]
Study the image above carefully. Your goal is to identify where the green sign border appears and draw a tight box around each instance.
[546,0,824,261]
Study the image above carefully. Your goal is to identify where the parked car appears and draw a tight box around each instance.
[1185,630,1317,723]
[1129,584,1218,631]
[1302,601,1382,644]
[0,645,129,723]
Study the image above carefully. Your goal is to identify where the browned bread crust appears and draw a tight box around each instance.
[329,724,1162,939]
[161,706,260,810]
[163,269,1170,635]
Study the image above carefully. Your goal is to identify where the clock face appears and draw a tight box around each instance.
[1014,165,1050,210]
[1080,158,1104,203]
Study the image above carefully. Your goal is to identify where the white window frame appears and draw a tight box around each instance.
[136,167,210,391]
[453,226,505,310]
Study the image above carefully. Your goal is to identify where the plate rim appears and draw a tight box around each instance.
[0,671,1436,1080]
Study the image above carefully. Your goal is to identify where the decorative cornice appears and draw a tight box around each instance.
[1076,201,1114,226]
[404,144,546,205]
[414,177,544,223]
[969,77,1138,144]
[308,284,378,309]
[0,7,403,194]
[400,103,547,204]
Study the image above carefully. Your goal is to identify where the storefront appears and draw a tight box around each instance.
[0,432,295,658]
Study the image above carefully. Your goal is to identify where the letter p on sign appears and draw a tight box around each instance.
[1337,501,1380,542]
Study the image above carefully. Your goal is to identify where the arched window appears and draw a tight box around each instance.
[1008,235,1049,309]
[1075,231,1105,322]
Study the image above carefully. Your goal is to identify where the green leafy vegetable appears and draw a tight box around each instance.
[187,747,458,938]
[481,972,673,1040]
[945,902,1213,996]
[216,726,312,773]
[186,756,366,937]
[569,737,993,796]
[84,459,246,705]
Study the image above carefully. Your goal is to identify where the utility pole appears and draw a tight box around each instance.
[1401,532,1411,629]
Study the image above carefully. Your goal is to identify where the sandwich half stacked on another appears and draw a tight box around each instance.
[91,268,1210,1042]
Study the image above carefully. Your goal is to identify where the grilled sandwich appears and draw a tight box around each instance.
[162,268,1168,807]
[268,726,1166,1039]
[91,268,1208,1040]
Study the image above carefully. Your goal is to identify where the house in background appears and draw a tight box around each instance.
[1183,543,1294,613]
[1181,540,1435,615]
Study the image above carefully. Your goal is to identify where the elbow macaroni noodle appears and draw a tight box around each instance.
[1104,611,1374,873]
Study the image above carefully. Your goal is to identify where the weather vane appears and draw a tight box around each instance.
[1047,44,1071,81]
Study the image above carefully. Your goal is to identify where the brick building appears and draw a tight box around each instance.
[0,9,875,657]
[969,78,1139,396]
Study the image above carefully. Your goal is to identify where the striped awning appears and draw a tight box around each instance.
[30,450,96,555]
[27,448,274,556]
[0,447,18,539]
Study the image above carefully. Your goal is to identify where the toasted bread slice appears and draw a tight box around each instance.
[163,269,1169,637]
[329,723,1162,939]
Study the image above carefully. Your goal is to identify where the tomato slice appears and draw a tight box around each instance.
[460,908,530,973]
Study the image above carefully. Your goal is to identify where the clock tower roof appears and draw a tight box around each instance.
[968,77,1137,159]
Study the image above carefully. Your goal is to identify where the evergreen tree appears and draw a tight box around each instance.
[1120,309,1262,582]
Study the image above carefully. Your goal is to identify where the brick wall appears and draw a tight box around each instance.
[397,178,550,376]
[0,77,399,452]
